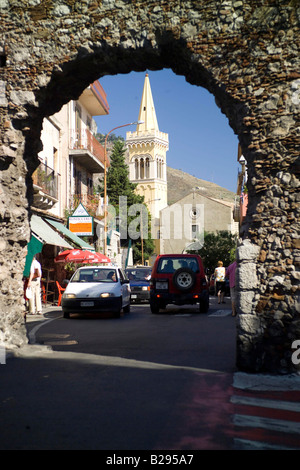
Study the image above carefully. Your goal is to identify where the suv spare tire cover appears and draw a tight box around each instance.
[172,267,196,291]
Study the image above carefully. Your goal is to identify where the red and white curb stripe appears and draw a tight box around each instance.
[155,371,300,450]
[231,373,300,450]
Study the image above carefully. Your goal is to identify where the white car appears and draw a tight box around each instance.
[61,266,131,318]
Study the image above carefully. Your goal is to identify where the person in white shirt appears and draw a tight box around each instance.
[27,257,42,315]
[214,260,226,304]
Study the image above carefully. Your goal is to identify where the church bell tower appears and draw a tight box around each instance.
[126,73,169,244]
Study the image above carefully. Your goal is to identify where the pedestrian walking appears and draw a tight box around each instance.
[27,257,42,315]
[214,260,226,304]
[226,261,237,316]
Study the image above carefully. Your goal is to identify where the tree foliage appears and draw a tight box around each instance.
[95,133,124,145]
[98,140,154,263]
[188,231,237,273]
[106,140,141,206]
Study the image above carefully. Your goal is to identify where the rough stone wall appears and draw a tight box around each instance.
[0,0,299,372]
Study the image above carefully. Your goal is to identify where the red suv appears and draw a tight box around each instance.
[150,254,209,314]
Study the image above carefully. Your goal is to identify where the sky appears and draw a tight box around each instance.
[94,69,239,193]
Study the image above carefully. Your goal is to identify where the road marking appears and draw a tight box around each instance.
[209,310,231,317]
[233,438,299,450]
[231,372,300,449]
[38,333,78,346]
[231,394,300,413]
[43,340,78,346]
[39,333,70,339]
[174,314,192,317]
[233,413,300,435]
[233,371,300,391]
[28,315,62,344]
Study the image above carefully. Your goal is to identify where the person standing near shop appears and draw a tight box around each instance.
[214,260,226,304]
[27,256,42,315]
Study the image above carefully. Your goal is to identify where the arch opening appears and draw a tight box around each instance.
[22,51,246,373]
[1,1,299,374]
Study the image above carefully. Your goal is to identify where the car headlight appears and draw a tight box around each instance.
[100,292,114,298]
[142,286,149,291]
[63,293,76,299]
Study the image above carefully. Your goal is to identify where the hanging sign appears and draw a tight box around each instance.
[68,203,94,236]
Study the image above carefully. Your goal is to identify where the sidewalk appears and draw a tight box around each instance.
[25,304,58,323]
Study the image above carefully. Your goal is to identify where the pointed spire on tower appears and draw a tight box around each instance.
[136,73,159,133]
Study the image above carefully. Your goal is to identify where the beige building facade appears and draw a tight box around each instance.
[34,81,109,220]
[160,191,238,255]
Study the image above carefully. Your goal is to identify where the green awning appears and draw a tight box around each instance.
[23,235,43,277]
[46,218,94,251]
[31,215,73,249]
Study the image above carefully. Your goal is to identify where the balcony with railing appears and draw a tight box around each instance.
[32,161,60,210]
[69,128,107,173]
[70,193,103,219]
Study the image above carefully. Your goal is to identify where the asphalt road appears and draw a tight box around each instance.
[30,297,237,373]
[1,296,300,452]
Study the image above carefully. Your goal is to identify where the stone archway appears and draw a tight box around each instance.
[0,1,299,373]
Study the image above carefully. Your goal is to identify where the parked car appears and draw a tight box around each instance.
[149,254,209,314]
[61,266,130,318]
[125,266,152,303]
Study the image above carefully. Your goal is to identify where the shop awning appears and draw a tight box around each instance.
[23,234,44,277]
[31,215,73,249]
[45,218,94,251]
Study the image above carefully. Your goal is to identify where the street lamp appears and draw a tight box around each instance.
[103,120,143,256]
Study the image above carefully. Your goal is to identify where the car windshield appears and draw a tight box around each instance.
[157,257,199,273]
[125,268,152,280]
[71,268,117,283]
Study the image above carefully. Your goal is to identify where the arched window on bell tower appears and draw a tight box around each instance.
[133,155,152,180]
[145,157,150,178]
[135,158,139,180]
[156,157,163,179]
[140,158,145,179]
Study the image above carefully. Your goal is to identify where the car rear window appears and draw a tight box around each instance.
[125,268,152,280]
[157,257,199,273]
